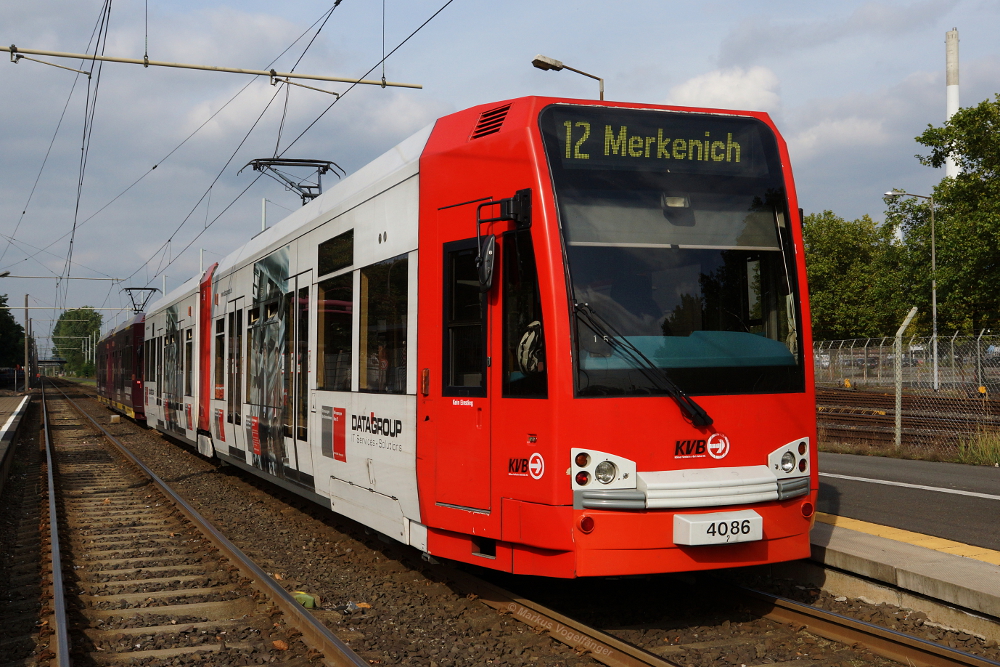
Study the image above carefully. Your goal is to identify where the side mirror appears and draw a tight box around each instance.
[475,188,531,292]
[478,234,496,291]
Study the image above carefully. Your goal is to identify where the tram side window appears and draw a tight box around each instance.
[358,254,407,394]
[126,343,133,385]
[297,286,309,440]
[442,240,486,397]
[184,329,194,396]
[214,319,225,399]
[317,273,353,391]
[503,231,547,398]
[283,292,294,437]
[318,229,354,277]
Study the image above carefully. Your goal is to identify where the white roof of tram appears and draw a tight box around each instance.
[147,122,434,314]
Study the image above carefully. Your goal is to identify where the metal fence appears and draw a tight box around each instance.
[813,335,1000,461]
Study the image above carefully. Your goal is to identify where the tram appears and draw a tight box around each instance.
[96,313,145,420]
[107,96,817,577]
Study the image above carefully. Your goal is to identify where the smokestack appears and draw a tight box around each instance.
[945,28,960,178]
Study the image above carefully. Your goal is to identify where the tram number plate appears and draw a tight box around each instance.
[673,510,763,546]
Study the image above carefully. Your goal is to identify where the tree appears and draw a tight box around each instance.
[894,93,1000,333]
[0,294,25,367]
[53,308,102,377]
[802,211,907,340]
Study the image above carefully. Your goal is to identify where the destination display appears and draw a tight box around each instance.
[543,106,773,177]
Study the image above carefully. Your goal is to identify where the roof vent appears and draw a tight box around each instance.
[470,104,511,140]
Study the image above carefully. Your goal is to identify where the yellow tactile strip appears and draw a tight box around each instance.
[815,512,1000,566]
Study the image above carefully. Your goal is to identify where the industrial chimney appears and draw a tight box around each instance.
[945,28,960,178]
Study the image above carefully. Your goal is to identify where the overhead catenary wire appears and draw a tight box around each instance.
[140,0,456,288]
[0,0,114,270]
[123,2,351,287]
[278,0,455,159]
[274,1,341,156]
[61,0,114,309]
[128,85,285,287]
[0,73,83,266]
[1,3,347,276]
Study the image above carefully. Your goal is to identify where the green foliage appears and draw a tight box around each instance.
[957,428,1000,467]
[808,95,1000,339]
[802,211,907,339]
[892,93,1000,333]
[0,294,25,367]
[53,308,102,377]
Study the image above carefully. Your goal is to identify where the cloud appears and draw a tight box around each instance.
[789,117,890,161]
[664,66,781,114]
[719,0,958,66]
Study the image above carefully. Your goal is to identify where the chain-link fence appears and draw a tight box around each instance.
[814,335,1000,462]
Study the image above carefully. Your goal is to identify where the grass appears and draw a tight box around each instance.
[819,429,1000,466]
[818,440,952,463]
[956,428,1000,467]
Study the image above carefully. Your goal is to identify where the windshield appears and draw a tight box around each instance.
[540,105,804,396]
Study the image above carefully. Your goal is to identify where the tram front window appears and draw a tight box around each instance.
[540,105,805,396]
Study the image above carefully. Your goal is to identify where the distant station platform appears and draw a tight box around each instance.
[808,452,1000,634]
[0,395,32,495]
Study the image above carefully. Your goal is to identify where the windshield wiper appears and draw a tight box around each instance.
[574,302,713,428]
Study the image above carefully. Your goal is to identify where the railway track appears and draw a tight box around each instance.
[13,380,1000,667]
[817,388,1000,447]
[437,566,1000,667]
[27,379,366,667]
[0,397,44,665]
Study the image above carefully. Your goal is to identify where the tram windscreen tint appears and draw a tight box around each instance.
[540,105,804,396]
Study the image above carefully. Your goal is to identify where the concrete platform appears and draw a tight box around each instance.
[0,395,32,496]
[806,512,1000,635]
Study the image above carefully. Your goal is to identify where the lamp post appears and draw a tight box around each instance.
[885,189,938,391]
[531,54,604,100]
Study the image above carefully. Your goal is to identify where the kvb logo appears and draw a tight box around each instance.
[508,453,546,479]
[707,433,730,459]
[674,439,707,458]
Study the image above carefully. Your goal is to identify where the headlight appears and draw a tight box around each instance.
[594,461,617,484]
[780,451,795,473]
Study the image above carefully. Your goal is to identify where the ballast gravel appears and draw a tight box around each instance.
[65,385,1000,666]
[75,391,600,667]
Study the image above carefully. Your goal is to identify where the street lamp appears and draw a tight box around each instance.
[531,54,604,100]
[885,189,938,391]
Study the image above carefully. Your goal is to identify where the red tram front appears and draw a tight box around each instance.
[416,99,815,576]
[136,96,815,578]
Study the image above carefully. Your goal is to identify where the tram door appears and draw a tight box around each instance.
[282,271,312,486]
[227,297,245,453]
[435,237,492,510]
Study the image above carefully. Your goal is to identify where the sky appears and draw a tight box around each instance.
[0,0,998,353]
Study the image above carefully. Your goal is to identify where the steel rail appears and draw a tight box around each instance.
[48,381,368,667]
[441,559,1000,667]
[40,380,71,666]
[441,567,679,667]
[743,587,1000,667]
